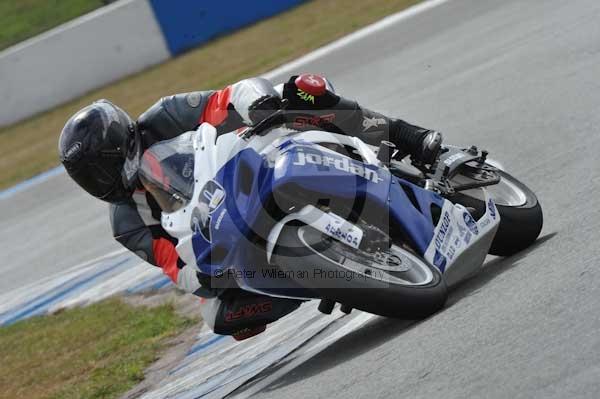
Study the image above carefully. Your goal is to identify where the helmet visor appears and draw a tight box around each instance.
[138,133,196,213]
[68,156,130,202]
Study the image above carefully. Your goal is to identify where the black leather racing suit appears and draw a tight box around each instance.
[110,75,434,339]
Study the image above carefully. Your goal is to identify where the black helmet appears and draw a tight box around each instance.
[58,100,141,203]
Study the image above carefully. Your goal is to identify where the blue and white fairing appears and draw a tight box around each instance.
[161,124,500,297]
[423,191,500,286]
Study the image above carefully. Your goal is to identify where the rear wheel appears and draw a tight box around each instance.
[452,169,543,256]
[272,225,447,319]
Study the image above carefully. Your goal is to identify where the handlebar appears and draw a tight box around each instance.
[239,108,289,139]
[239,99,343,139]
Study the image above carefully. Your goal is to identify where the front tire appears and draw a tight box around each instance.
[272,225,448,319]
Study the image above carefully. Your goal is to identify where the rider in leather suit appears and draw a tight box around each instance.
[59,74,442,340]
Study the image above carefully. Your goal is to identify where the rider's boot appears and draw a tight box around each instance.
[420,130,444,165]
[391,122,443,165]
[354,106,444,165]
[199,289,302,341]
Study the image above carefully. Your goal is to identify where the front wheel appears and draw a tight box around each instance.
[272,225,448,319]
[451,169,543,256]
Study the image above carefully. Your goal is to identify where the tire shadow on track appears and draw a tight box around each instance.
[256,316,418,393]
[445,232,558,307]
[239,233,558,396]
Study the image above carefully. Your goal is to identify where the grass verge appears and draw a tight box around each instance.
[0,0,422,190]
[0,0,105,51]
[0,298,196,399]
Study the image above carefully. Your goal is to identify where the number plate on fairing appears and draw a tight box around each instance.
[312,212,364,249]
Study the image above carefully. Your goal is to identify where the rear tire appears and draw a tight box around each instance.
[452,170,543,256]
[272,225,448,319]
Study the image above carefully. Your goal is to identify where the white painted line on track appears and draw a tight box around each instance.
[3,0,455,396]
[0,0,142,57]
[229,312,377,399]
[0,166,64,200]
[0,248,128,298]
[262,0,452,80]
[0,250,163,326]
[0,0,452,201]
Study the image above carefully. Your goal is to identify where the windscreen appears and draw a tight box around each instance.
[138,132,196,213]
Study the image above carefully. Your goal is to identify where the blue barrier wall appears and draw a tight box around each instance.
[148,0,306,55]
[0,0,307,127]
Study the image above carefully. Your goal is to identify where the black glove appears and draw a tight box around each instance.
[248,95,283,126]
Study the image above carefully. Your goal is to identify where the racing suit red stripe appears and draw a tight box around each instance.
[152,237,180,283]
[200,86,232,126]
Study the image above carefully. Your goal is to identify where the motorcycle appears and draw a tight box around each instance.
[138,109,543,320]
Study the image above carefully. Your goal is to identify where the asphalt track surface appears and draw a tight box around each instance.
[2,0,600,397]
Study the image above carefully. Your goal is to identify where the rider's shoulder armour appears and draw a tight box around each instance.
[138,91,214,144]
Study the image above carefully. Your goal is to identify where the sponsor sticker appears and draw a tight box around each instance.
[292,147,384,184]
[214,209,227,231]
[313,211,364,249]
[488,198,497,219]
[443,152,466,167]
[199,180,226,214]
[64,142,82,160]
[225,301,273,322]
[434,250,447,272]
[463,211,479,235]
[464,231,472,244]
[362,116,387,131]
[293,113,335,129]
[303,74,324,87]
[425,193,500,273]
[434,211,452,253]
[182,158,194,178]
[297,89,316,104]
